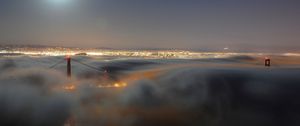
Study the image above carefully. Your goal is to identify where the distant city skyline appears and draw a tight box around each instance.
[0,0,299,52]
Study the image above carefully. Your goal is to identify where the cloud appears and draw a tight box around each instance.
[0,59,16,72]
[0,68,72,126]
[0,56,299,126]
[113,67,300,126]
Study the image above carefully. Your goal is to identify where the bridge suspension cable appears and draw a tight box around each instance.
[71,59,105,73]
[49,59,65,69]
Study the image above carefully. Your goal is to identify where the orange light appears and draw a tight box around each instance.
[63,85,76,91]
[114,83,120,87]
[97,82,128,88]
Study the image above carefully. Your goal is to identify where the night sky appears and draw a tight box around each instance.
[0,0,299,52]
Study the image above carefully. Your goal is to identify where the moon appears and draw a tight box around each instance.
[48,0,71,5]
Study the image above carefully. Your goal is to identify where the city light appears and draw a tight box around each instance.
[0,46,244,59]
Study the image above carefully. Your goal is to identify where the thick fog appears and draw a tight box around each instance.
[0,55,299,126]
